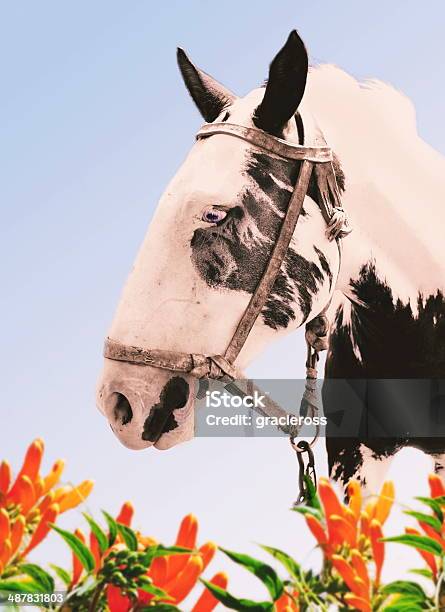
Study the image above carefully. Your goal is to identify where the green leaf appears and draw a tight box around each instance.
[0,579,42,594]
[151,544,191,556]
[102,510,118,547]
[414,497,444,521]
[138,581,170,599]
[141,544,191,567]
[381,580,426,600]
[303,475,322,511]
[382,595,425,612]
[382,534,443,556]
[20,564,54,593]
[409,568,434,580]
[0,580,38,594]
[83,513,109,553]
[259,545,301,580]
[404,511,443,533]
[292,506,323,521]
[49,564,71,587]
[51,524,95,572]
[116,523,138,551]
[200,580,273,611]
[220,548,283,601]
[427,495,445,505]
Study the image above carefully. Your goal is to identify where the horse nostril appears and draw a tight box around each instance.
[113,393,133,426]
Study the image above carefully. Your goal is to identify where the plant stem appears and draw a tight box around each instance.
[89,581,105,612]
[435,569,445,611]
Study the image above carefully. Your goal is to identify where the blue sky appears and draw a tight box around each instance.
[1,0,444,601]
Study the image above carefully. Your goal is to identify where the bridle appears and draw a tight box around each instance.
[103,119,351,503]
[104,120,350,381]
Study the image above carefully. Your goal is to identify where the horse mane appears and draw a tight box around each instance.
[305,63,444,176]
[307,63,417,128]
[306,63,445,304]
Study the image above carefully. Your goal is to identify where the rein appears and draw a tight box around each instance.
[103,120,351,504]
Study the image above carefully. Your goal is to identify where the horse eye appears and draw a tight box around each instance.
[201,207,228,224]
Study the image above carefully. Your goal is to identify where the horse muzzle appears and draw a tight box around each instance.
[96,359,196,450]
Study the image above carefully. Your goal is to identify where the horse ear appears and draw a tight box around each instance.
[177,48,236,122]
[254,31,308,136]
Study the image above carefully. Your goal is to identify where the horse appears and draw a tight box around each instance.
[96,30,445,495]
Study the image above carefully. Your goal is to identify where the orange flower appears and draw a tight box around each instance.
[42,459,65,495]
[0,509,10,541]
[90,532,101,572]
[53,485,71,504]
[348,481,362,520]
[199,541,217,570]
[330,515,356,548]
[374,482,395,525]
[8,475,35,515]
[0,461,11,498]
[10,516,25,559]
[305,479,363,555]
[70,529,86,589]
[332,555,364,597]
[369,520,384,586]
[0,539,12,569]
[165,514,198,580]
[360,511,370,538]
[57,480,94,513]
[305,514,328,548]
[405,527,438,579]
[428,474,445,498]
[303,478,395,610]
[344,593,372,612]
[70,504,133,585]
[332,553,371,611]
[192,572,229,612]
[116,501,134,526]
[101,513,222,609]
[273,590,299,612]
[0,439,94,575]
[350,549,370,590]
[319,478,344,518]
[7,440,44,502]
[364,481,394,528]
[165,554,204,604]
[176,513,198,548]
[418,521,445,551]
[23,503,60,556]
[106,584,131,612]
[148,555,168,585]
[38,491,56,515]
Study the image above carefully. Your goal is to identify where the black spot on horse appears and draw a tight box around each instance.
[190,147,343,329]
[263,271,296,329]
[245,152,299,208]
[314,246,333,289]
[325,261,445,482]
[328,262,445,379]
[142,377,189,443]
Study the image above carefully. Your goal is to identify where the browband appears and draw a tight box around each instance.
[196,122,333,163]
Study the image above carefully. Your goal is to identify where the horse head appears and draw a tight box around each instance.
[96,31,342,450]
